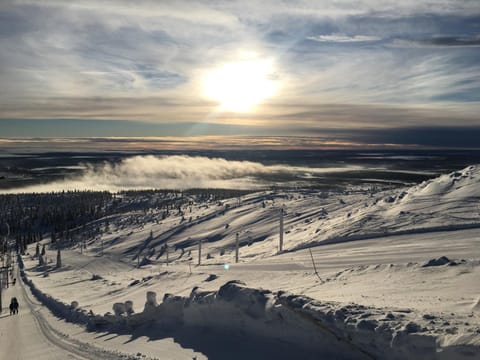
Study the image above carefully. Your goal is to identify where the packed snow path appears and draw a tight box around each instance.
[0,267,130,360]
[0,271,84,359]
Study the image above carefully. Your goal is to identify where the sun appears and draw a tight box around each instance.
[202,59,278,112]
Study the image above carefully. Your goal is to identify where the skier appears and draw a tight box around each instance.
[9,297,19,315]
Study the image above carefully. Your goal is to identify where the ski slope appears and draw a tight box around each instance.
[11,165,480,359]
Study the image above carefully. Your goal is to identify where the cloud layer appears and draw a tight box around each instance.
[0,155,362,193]
[0,0,479,133]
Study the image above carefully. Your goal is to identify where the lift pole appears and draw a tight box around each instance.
[198,239,202,266]
[235,233,239,263]
[279,208,284,253]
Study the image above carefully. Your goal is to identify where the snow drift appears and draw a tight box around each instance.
[20,259,480,360]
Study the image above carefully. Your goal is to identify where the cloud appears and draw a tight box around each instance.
[307,34,381,42]
[1,0,479,129]
[0,155,363,193]
[392,35,480,48]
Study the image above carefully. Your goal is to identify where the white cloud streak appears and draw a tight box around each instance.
[307,34,381,42]
[0,155,363,193]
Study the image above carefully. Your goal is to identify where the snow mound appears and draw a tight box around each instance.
[407,165,479,199]
[422,256,456,267]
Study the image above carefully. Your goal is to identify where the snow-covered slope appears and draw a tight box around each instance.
[309,164,480,246]
[82,165,480,264]
[16,165,480,359]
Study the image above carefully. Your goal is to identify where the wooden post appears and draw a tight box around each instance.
[198,239,202,266]
[309,248,323,282]
[166,241,169,266]
[279,208,284,253]
[235,233,239,263]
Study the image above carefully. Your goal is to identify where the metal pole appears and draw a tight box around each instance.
[198,239,202,266]
[279,208,284,253]
[5,254,9,288]
[0,270,2,313]
[166,241,169,266]
[235,233,239,263]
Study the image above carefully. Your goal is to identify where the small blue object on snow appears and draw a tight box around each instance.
[224,263,230,270]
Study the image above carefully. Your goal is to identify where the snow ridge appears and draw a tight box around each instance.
[20,259,480,360]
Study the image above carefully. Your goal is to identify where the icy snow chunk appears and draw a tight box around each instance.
[422,256,451,267]
[217,280,272,319]
[113,303,126,317]
[187,287,216,305]
[129,279,140,286]
[204,274,219,282]
[125,300,134,315]
[404,321,423,334]
[357,319,378,331]
[144,291,158,312]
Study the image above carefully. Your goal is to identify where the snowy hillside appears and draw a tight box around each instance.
[75,164,480,265]
[9,165,480,359]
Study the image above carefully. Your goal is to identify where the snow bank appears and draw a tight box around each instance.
[19,260,91,325]
[20,255,480,360]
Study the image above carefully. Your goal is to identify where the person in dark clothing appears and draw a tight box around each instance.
[9,297,19,315]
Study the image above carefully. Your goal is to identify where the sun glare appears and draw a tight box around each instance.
[202,59,278,112]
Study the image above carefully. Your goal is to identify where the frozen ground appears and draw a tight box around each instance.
[6,165,480,359]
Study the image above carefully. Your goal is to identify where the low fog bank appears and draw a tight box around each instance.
[0,155,362,193]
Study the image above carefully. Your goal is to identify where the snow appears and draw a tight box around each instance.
[4,165,480,359]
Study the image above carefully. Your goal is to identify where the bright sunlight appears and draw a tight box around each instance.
[202,59,278,112]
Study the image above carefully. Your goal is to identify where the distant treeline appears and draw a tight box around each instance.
[0,188,253,252]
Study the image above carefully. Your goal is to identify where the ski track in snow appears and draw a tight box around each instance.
[0,266,141,360]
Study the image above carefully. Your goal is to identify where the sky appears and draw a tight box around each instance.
[0,0,479,147]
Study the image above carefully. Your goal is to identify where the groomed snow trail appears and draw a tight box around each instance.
[0,267,130,360]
